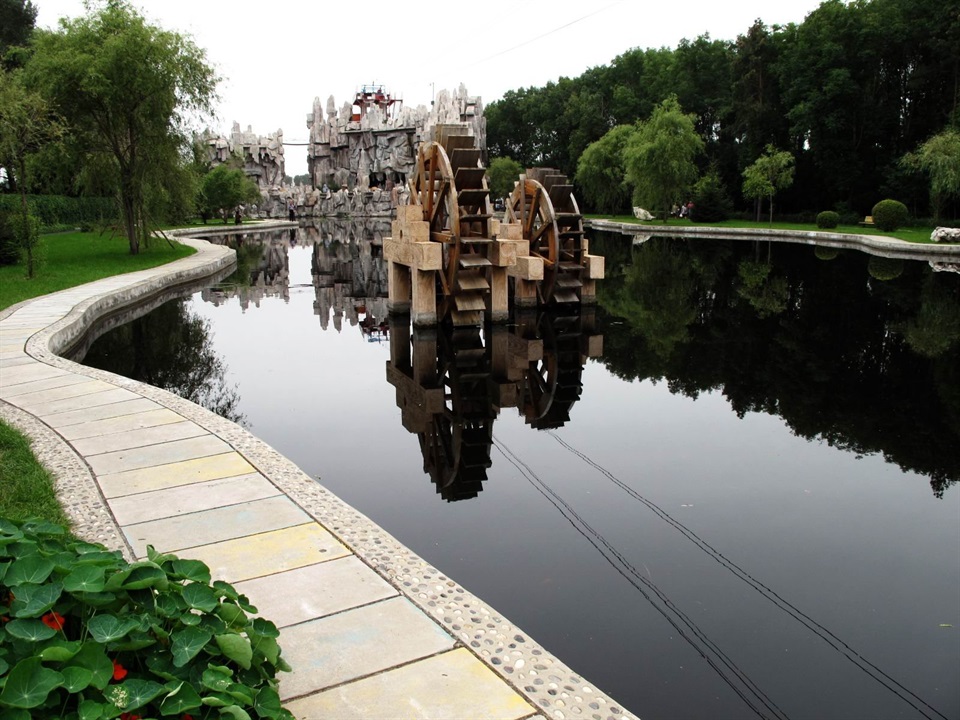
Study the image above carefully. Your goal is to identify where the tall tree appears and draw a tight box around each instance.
[0,0,37,64]
[623,96,704,220]
[486,156,523,201]
[25,1,218,254]
[0,68,60,276]
[742,144,795,223]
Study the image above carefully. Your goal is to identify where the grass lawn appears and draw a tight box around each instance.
[586,215,940,244]
[0,230,195,311]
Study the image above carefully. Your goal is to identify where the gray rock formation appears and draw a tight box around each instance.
[203,123,286,191]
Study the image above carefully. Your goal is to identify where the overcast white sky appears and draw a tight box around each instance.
[35,0,825,175]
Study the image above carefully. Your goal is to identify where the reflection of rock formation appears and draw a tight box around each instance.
[203,122,285,191]
[386,310,603,502]
[303,85,484,218]
[200,231,291,311]
[310,220,390,333]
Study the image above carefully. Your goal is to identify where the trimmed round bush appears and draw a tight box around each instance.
[871,199,909,232]
[815,246,840,261]
[816,211,840,229]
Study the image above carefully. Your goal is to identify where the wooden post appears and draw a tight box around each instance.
[412,269,437,326]
[387,260,411,314]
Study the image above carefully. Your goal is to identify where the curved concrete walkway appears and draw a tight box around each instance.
[0,229,635,720]
[586,219,960,262]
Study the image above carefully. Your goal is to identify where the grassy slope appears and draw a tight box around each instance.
[0,231,195,311]
[0,420,70,525]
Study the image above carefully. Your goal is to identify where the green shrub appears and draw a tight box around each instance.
[0,518,293,720]
[871,199,909,232]
[815,246,840,261]
[690,171,732,223]
[816,211,840,229]
[0,211,18,266]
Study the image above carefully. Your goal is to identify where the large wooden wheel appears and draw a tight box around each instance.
[506,169,586,304]
[409,132,495,325]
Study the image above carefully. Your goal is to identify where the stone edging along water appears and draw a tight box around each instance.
[0,224,636,720]
[586,220,960,263]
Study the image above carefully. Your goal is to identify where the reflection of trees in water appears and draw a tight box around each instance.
[592,233,960,496]
[81,299,246,426]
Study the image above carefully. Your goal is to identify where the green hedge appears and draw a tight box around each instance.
[0,194,117,229]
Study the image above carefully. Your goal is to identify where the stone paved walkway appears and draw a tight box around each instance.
[0,229,635,720]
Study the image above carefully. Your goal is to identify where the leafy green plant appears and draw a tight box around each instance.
[816,211,839,229]
[0,518,293,720]
[871,199,909,232]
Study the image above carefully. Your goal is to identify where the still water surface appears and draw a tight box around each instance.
[79,223,960,720]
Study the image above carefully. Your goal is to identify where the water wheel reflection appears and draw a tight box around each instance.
[386,310,603,501]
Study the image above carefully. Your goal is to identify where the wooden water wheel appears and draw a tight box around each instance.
[506,168,586,304]
[417,327,495,501]
[519,312,587,429]
[409,128,495,325]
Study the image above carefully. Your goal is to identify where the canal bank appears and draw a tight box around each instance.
[0,225,635,720]
[585,220,960,263]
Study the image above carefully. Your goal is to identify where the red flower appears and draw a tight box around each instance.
[112,660,128,681]
[182,715,194,720]
[41,611,65,631]
[120,714,141,720]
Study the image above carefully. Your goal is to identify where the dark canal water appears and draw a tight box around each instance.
[78,222,960,720]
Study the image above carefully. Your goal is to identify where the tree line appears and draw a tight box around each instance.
[486,0,960,222]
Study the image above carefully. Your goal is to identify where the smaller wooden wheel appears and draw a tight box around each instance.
[506,169,586,305]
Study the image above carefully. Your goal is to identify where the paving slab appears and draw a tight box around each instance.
[123,494,310,556]
[14,386,141,416]
[43,397,163,428]
[98,452,257,497]
[71,420,209,456]
[235,556,398,627]
[10,379,119,406]
[284,648,537,720]
[278,597,456,700]
[0,356,33,368]
[109,472,281,525]
[86,433,232,475]
[182,523,351,582]
[0,372,93,398]
[0,362,71,385]
[57,407,184,441]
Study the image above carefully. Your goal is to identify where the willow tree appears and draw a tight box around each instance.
[902,128,960,222]
[575,124,636,214]
[26,1,218,254]
[624,96,703,220]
